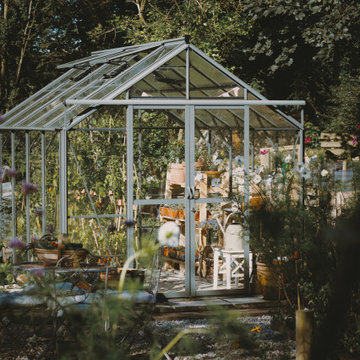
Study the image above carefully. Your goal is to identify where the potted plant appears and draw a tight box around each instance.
[29,234,88,266]
[245,151,337,358]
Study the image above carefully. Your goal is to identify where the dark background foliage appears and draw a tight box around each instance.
[1,0,360,146]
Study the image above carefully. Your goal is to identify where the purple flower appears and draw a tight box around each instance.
[30,268,45,277]
[107,224,117,233]
[6,169,17,178]
[31,235,39,243]
[8,238,27,249]
[35,208,43,216]
[21,182,38,196]
[46,224,55,234]
[352,135,358,146]
[124,220,135,227]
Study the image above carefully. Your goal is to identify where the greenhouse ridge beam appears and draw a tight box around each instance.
[66,99,305,106]
[65,99,306,107]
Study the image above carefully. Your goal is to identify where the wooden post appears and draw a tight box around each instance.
[296,309,314,360]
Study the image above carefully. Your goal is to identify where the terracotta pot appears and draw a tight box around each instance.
[241,196,264,212]
[181,161,205,170]
[168,163,185,183]
[99,268,145,288]
[160,206,179,219]
[256,261,285,300]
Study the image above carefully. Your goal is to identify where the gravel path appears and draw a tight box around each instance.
[150,315,296,360]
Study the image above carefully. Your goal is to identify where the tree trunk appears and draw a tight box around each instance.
[16,0,35,84]
[0,0,9,108]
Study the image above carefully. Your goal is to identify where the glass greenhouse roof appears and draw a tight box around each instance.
[0,37,302,131]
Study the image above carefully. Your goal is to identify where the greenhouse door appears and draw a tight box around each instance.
[190,106,250,296]
[131,105,193,297]
[130,105,250,297]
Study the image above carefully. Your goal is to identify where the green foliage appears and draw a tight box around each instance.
[93,0,251,66]
[0,262,13,285]
[248,152,337,307]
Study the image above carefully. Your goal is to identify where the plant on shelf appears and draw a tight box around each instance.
[8,234,89,266]
[245,151,337,305]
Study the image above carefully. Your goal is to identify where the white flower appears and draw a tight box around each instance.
[234,155,244,166]
[296,162,305,173]
[158,222,180,247]
[195,171,203,183]
[213,158,222,166]
[321,169,328,177]
[233,167,244,176]
[301,167,311,180]
[253,174,262,184]
[284,154,292,163]
[255,165,264,174]
[211,178,221,187]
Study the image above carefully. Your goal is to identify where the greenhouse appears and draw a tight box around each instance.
[0,37,305,298]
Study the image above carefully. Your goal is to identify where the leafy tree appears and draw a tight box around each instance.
[237,0,360,128]
[0,0,128,112]
[89,0,251,68]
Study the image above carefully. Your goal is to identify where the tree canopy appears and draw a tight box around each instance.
[1,0,360,144]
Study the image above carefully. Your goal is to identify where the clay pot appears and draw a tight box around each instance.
[256,261,285,300]
[168,163,185,183]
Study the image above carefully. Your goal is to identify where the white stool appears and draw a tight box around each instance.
[213,248,247,289]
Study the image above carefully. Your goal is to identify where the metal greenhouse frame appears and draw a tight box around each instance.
[0,37,305,297]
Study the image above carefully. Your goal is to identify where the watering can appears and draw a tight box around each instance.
[214,211,244,251]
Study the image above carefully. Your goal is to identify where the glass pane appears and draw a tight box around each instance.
[4,68,81,124]
[134,109,185,200]
[78,43,181,101]
[194,201,248,292]
[138,206,186,294]
[189,50,239,98]
[23,64,117,127]
[194,109,245,199]
[133,52,186,98]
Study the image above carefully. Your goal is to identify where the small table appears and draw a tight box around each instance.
[13,263,118,290]
[213,248,246,290]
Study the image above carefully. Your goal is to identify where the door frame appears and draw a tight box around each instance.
[130,104,251,297]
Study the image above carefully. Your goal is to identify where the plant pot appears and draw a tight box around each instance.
[256,261,285,300]
[296,309,314,360]
[160,207,199,221]
[160,206,179,219]
[35,248,89,266]
[241,196,264,212]
[99,268,145,288]
[168,163,185,183]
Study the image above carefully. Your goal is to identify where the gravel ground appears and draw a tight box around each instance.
[149,315,296,360]
[1,284,295,359]
[0,314,295,359]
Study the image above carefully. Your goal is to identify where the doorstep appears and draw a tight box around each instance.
[154,295,285,320]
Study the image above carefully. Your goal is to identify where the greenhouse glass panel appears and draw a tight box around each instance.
[21,64,117,128]
[132,51,187,98]
[3,68,82,125]
[189,50,239,98]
